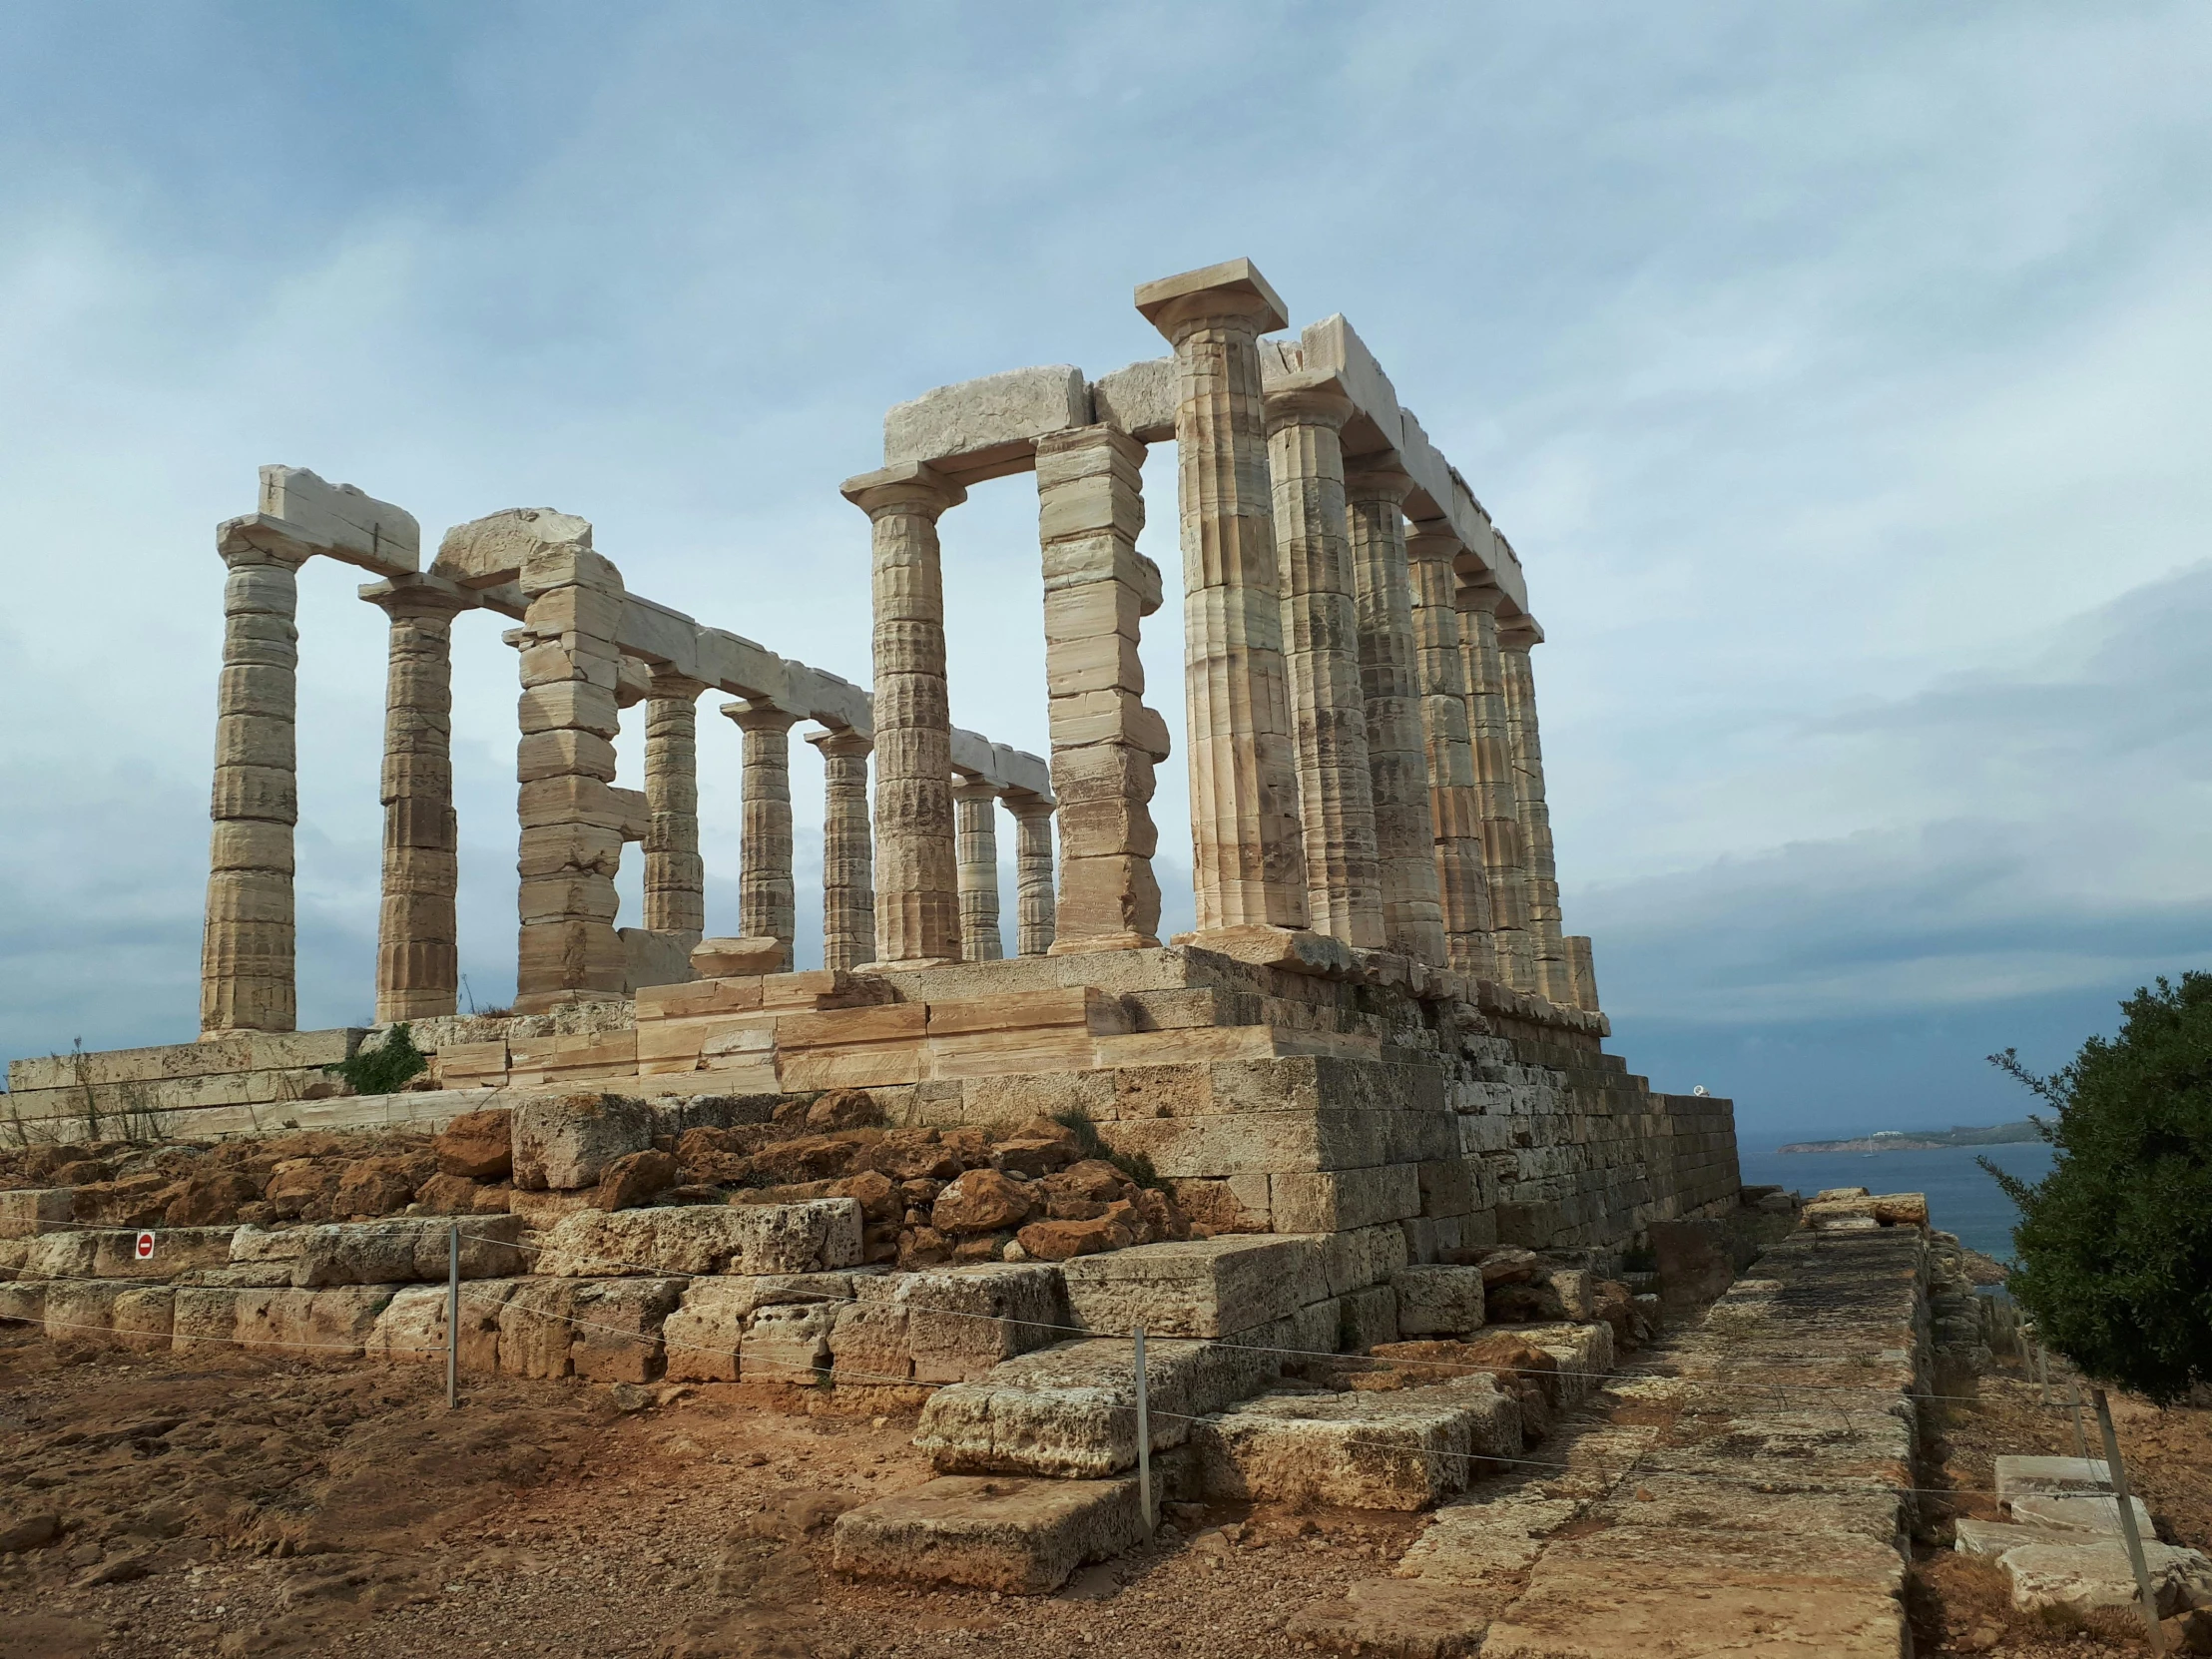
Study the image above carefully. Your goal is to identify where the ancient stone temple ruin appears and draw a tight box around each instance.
[9,259,1732,1265]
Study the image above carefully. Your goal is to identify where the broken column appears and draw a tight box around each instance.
[1344,456,1446,967]
[1565,935,1601,1013]
[362,574,471,1022]
[808,728,875,975]
[1456,583,1534,991]
[1005,793,1057,956]
[842,462,966,968]
[643,672,707,939]
[1405,521,1494,979]
[725,702,800,974]
[201,531,307,1035]
[514,519,628,1011]
[1137,259,1309,937]
[1268,371,1384,950]
[952,779,1004,963]
[1499,619,1575,1004]
[1034,424,1165,954]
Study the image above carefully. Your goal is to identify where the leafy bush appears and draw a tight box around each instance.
[1051,1107,1165,1193]
[326,1024,429,1096]
[1983,972,2212,1403]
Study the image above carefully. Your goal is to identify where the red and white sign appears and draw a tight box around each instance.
[135,1231,155,1262]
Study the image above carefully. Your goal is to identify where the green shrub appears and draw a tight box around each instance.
[327,1024,429,1096]
[1051,1106,1166,1193]
[1982,972,2212,1404]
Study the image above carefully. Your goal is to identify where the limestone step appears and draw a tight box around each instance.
[1057,1234,1327,1339]
[829,1472,1153,1594]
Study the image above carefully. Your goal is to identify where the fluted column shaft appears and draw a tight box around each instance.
[202,541,305,1035]
[643,674,707,936]
[1457,587,1535,990]
[842,464,966,967]
[1565,935,1601,1013]
[1036,425,1166,953]
[808,729,875,974]
[952,780,1004,963]
[366,578,469,1023]
[726,703,800,973]
[1269,381,1383,949]
[1007,798,1057,956]
[1143,276,1308,933]
[1500,629,1575,1004]
[1345,463,1446,965]
[1406,523,1495,977]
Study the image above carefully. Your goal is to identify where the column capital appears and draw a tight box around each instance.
[1403,518,1467,566]
[1264,370,1355,435]
[949,775,1002,805]
[1454,580,1510,618]
[359,570,473,620]
[840,461,966,521]
[1497,615,1544,651]
[647,668,709,701]
[1001,790,1054,822]
[1136,257,1289,344]
[1343,454,1415,508]
[722,699,802,735]
[216,516,314,570]
[806,725,872,759]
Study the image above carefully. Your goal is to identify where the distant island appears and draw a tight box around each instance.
[1778,1121,2044,1154]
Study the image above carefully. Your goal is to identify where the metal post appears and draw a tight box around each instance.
[2068,1378,2090,1462]
[2090,1384,2167,1654]
[1133,1325,1153,1539]
[446,1222,460,1410]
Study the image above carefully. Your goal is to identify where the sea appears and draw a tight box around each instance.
[1736,1140,2056,1262]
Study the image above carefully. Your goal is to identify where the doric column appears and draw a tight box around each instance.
[952,779,1004,963]
[514,533,628,1011]
[1137,259,1308,935]
[1405,521,1495,978]
[643,672,707,937]
[1456,584,1535,990]
[363,575,470,1023]
[841,463,966,967]
[201,535,306,1035]
[724,702,800,973]
[1006,794,1057,956]
[1499,621,1575,1005]
[807,728,875,975]
[1268,374,1383,949]
[1565,935,1601,1013]
[1344,458,1446,966]
[1034,424,1164,953]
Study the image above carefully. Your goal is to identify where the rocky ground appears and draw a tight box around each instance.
[1912,1349,2212,1656]
[0,1328,1433,1658]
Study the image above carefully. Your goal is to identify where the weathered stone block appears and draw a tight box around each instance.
[741,1302,836,1383]
[1392,1266,1487,1338]
[1194,1377,1520,1510]
[0,1189,73,1239]
[511,1092,652,1190]
[569,1277,683,1382]
[830,1472,1153,1595]
[731,1198,864,1275]
[661,1274,853,1382]
[1059,1236,1326,1339]
[856,1263,1064,1382]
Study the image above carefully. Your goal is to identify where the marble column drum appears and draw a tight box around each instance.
[842,463,966,967]
[807,728,875,975]
[1034,424,1165,953]
[726,702,801,973]
[1268,375,1384,950]
[1006,795,1057,957]
[642,673,707,938]
[364,575,470,1023]
[1138,260,1309,934]
[1406,521,1495,978]
[201,535,307,1035]
[1456,584,1535,991]
[1344,459,1446,966]
[952,779,1004,963]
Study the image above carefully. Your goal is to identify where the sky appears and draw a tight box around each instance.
[1,2,2206,1144]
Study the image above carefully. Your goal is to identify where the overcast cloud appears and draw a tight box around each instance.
[2,2,2206,1140]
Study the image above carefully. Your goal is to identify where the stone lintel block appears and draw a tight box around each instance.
[830,1473,1153,1595]
[255,464,420,574]
[1178,925,1358,979]
[883,365,1090,482]
[433,508,593,591]
[1088,358,1178,443]
[1058,1235,1327,1339]
[1135,258,1289,336]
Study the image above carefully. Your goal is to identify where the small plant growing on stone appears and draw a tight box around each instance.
[1983,971,2212,1404]
[1051,1106,1165,1192]
[325,1024,429,1097]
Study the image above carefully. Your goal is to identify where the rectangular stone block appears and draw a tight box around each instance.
[857,1263,1065,1382]
[741,1303,837,1383]
[731,1199,864,1275]
[0,1189,73,1239]
[569,1277,683,1382]
[661,1274,853,1383]
[1392,1266,1487,1338]
[1059,1236,1327,1339]
[830,1472,1153,1596]
[1270,1164,1422,1234]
